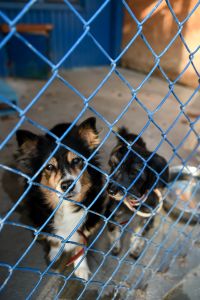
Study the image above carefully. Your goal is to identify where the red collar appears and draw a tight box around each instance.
[66,229,87,267]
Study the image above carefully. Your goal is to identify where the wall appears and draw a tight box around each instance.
[121,0,200,88]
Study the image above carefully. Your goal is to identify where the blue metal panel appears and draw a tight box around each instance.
[0,32,8,76]
[0,79,18,116]
[0,1,123,76]
[6,33,50,78]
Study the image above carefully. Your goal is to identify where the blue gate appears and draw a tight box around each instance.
[0,0,123,76]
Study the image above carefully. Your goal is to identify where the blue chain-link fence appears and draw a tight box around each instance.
[0,0,200,299]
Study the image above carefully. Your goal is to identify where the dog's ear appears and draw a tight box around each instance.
[117,127,130,141]
[146,153,169,189]
[133,135,146,148]
[117,127,146,148]
[78,117,99,149]
[16,130,39,150]
[47,123,71,139]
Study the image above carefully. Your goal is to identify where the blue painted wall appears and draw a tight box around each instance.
[0,0,123,77]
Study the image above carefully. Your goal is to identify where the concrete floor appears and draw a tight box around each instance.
[0,67,199,300]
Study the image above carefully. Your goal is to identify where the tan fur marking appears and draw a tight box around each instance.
[79,171,92,201]
[47,157,58,168]
[67,152,77,164]
[40,154,93,208]
[74,170,92,203]
[40,161,62,209]
[40,164,92,207]
[79,128,100,149]
[49,239,60,247]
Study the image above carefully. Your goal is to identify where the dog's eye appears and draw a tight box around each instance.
[72,157,82,165]
[46,164,55,171]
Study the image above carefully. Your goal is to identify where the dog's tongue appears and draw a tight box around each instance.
[127,198,141,207]
[127,193,147,207]
[129,199,138,207]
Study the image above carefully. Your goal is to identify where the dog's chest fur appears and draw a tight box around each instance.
[52,201,85,243]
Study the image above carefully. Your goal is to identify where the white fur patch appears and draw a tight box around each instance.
[52,200,85,252]
[47,200,90,280]
[108,226,121,254]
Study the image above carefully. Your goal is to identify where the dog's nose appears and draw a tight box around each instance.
[109,189,117,196]
[61,180,74,192]
[108,184,118,196]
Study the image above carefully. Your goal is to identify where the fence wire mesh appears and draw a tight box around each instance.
[0,0,200,299]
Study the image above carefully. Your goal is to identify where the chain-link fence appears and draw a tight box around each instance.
[0,1,200,299]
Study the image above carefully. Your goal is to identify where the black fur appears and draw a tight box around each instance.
[106,127,169,256]
[108,127,169,198]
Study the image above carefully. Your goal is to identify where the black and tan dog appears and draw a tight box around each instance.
[106,127,169,258]
[16,117,107,280]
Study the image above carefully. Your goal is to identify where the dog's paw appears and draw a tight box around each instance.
[112,245,121,256]
[111,239,121,256]
[129,237,146,259]
[74,266,91,281]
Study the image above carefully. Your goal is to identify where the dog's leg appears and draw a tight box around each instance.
[108,223,121,255]
[73,247,91,281]
[48,238,90,280]
[48,235,77,262]
[129,228,146,259]
[48,232,91,280]
[129,218,154,259]
[48,239,62,262]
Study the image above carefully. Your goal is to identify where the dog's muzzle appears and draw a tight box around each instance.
[107,183,120,197]
[60,180,76,197]
[109,190,147,210]
[109,189,163,218]
[108,183,146,208]
[124,193,148,211]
